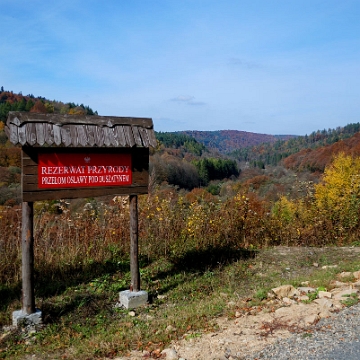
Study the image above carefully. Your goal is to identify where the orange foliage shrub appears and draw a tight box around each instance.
[243,175,270,190]
[30,100,47,113]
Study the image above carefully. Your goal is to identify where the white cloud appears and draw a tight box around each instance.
[1,1,360,135]
[170,96,206,106]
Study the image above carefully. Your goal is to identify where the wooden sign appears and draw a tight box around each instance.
[38,152,132,188]
[5,112,155,317]
[22,147,149,202]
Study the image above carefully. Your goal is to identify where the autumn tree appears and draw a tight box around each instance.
[30,99,47,113]
[314,152,360,229]
[25,99,35,111]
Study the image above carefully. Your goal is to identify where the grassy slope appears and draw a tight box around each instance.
[1,246,360,359]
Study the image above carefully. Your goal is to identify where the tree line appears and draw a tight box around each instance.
[229,123,360,168]
[0,88,97,123]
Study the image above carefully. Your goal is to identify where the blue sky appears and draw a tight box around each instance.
[1,1,359,135]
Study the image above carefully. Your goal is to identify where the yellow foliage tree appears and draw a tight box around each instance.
[314,153,360,229]
[272,195,297,224]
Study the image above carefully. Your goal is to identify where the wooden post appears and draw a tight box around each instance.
[129,195,140,292]
[22,201,35,314]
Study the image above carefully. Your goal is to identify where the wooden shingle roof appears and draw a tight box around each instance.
[5,112,157,148]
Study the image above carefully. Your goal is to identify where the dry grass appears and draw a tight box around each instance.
[2,187,360,358]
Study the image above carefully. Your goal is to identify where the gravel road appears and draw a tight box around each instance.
[247,302,360,360]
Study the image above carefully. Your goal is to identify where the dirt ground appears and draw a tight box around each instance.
[116,246,360,360]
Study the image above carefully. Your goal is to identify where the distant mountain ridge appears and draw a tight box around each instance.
[179,130,295,153]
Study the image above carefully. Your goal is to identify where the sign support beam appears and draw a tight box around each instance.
[22,201,35,315]
[130,195,140,291]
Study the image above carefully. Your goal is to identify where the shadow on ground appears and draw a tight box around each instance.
[170,245,257,272]
[148,245,257,301]
[1,245,256,323]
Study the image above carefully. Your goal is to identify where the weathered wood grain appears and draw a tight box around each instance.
[6,112,156,148]
[44,123,54,146]
[11,116,21,126]
[86,125,96,146]
[132,126,143,146]
[35,123,45,146]
[9,123,18,145]
[123,126,135,147]
[146,128,157,148]
[61,125,72,147]
[53,124,62,146]
[26,123,37,146]
[76,125,88,146]
[7,112,153,128]
[18,125,27,145]
[108,127,119,147]
[70,125,78,146]
[94,126,105,147]
[138,127,150,147]
[103,127,112,147]
[116,126,127,147]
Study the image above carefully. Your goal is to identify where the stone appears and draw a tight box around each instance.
[319,308,332,318]
[314,297,334,309]
[318,291,332,299]
[337,271,353,279]
[12,309,42,327]
[314,297,334,317]
[322,265,338,269]
[271,285,300,299]
[303,313,320,325]
[119,290,148,309]
[166,325,177,333]
[282,297,296,305]
[298,286,316,294]
[161,348,178,360]
[314,298,334,318]
[274,303,321,326]
[332,288,359,300]
[353,271,360,279]
[330,280,347,287]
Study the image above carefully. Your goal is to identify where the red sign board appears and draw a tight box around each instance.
[38,152,132,189]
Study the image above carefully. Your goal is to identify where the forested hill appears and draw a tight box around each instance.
[229,123,360,168]
[180,130,294,153]
[0,88,97,122]
[283,131,360,172]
